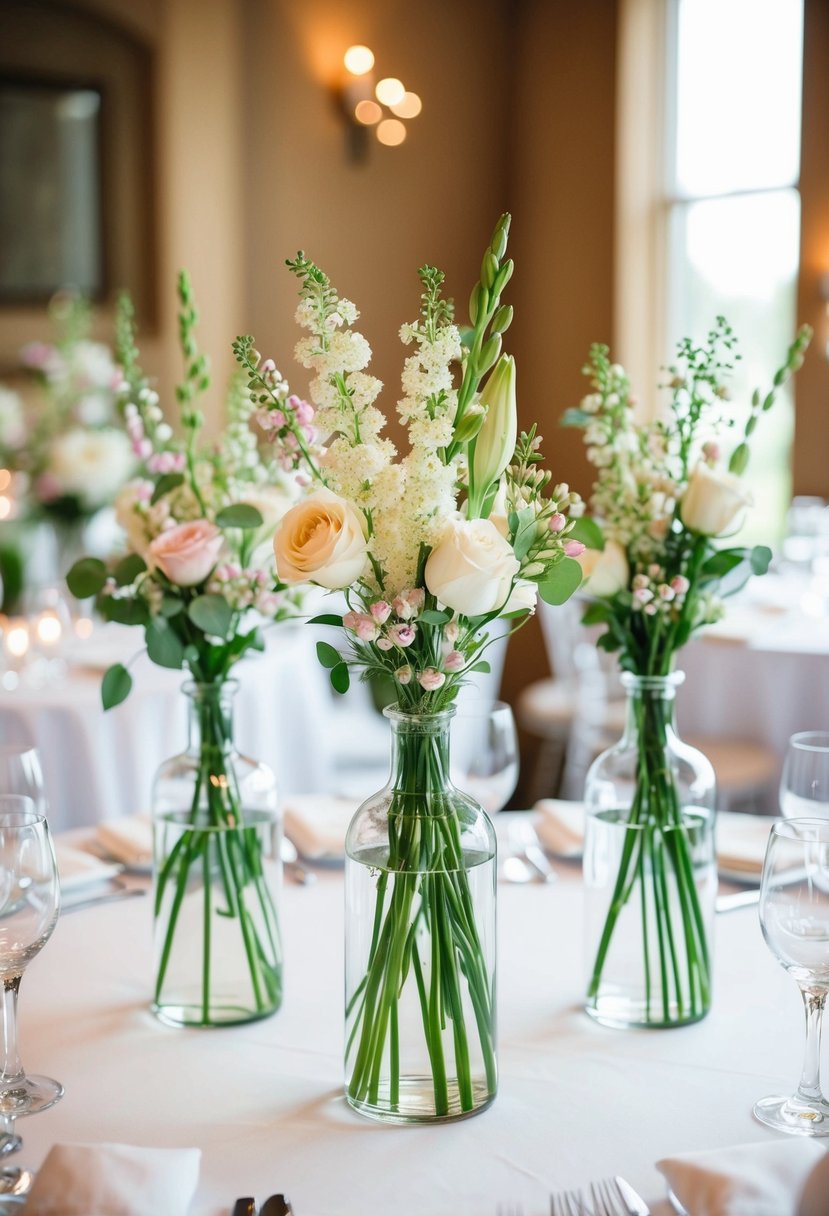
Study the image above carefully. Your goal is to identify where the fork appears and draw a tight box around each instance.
[551,1176,649,1216]
[495,1205,524,1216]
[550,1188,588,1216]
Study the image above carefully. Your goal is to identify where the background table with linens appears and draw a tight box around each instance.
[19,855,822,1216]
[0,624,335,830]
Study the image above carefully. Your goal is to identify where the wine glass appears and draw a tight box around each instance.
[450,699,519,815]
[0,747,46,815]
[0,797,62,1117]
[780,733,829,821]
[754,818,829,1135]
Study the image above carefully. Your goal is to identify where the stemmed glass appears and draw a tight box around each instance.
[0,748,46,815]
[780,733,829,820]
[450,699,519,815]
[0,797,62,1117]
[754,818,829,1135]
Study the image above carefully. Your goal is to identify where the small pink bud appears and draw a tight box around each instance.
[343,611,361,632]
[644,602,658,616]
[658,584,675,601]
[633,587,654,605]
[389,623,416,647]
[444,620,460,643]
[376,637,394,651]
[355,615,379,642]
[395,665,413,685]
[260,359,276,375]
[670,575,690,595]
[294,399,315,425]
[548,512,567,533]
[563,540,586,558]
[370,601,392,624]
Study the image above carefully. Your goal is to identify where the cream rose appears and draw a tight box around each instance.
[148,520,223,587]
[680,462,753,537]
[274,489,369,589]
[425,517,520,616]
[47,428,134,509]
[577,540,629,597]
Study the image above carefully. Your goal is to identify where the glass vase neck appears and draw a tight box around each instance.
[619,671,685,743]
[382,704,457,794]
[183,680,239,754]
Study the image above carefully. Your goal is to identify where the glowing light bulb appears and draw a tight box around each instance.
[375,77,405,107]
[376,118,407,146]
[391,91,422,119]
[354,99,382,125]
[344,45,375,76]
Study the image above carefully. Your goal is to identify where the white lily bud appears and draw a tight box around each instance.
[472,354,517,505]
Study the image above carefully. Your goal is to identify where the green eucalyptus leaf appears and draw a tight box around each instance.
[560,408,591,429]
[468,660,491,675]
[330,662,350,694]
[66,558,108,600]
[151,473,185,505]
[188,594,233,638]
[102,597,149,627]
[750,545,773,576]
[145,617,184,669]
[419,609,451,625]
[538,557,583,606]
[113,553,147,587]
[160,595,184,618]
[309,613,344,626]
[101,663,132,711]
[317,640,342,669]
[215,504,264,530]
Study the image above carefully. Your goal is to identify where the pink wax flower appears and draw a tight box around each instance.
[548,512,567,533]
[444,620,460,643]
[392,588,425,620]
[563,540,586,558]
[418,667,446,691]
[343,610,362,632]
[376,637,394,651]
[354,616,380,642]
[671,575,690,595]
[370,601,392,624]
[395,665,413,685]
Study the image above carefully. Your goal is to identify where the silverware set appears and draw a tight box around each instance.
[498,1174,651,1216]
[232,1195,293,1216]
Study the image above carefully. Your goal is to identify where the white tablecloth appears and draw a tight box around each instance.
[17,854,822,1216]
[0,624,334,831]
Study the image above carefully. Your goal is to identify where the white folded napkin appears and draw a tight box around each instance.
[282,794,358,860]
[656,1140,826,1216]
[96,817,153,870]
[24,1142,200,1216]
[534,801,774,878]
[55,844,122,892]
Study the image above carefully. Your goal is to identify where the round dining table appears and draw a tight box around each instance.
[18,839,819,1216]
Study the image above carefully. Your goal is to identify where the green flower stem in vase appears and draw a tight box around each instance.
[345,707,497,1123]
[583,673,717,1029]
[152,680,283,1027]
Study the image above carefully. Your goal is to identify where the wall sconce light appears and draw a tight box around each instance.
[337,45,422,162]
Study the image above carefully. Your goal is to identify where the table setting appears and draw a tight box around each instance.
[0,217,824,1216]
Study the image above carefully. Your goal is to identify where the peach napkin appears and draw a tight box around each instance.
[656,1140,826,1216]
[55,844,122,892]
[534,801,775,877]
[282,794,358,860]
[96,816,153,869]
[24,1142,201,1215]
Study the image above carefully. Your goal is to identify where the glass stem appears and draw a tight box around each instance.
[797,987,827,1104]
[0,979,22,1084]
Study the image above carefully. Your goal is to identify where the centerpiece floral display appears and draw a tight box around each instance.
[2,293,133,526]
[563,317,812,1029]
[67,274,304,1027]
[233,213,586,1121]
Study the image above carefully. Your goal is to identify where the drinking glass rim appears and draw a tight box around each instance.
[770,816,829,842]
[787,731,829,753]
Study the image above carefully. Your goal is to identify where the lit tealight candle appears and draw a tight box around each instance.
[36,611,62,650]
[74,617,94,640]
[6,621,30,660]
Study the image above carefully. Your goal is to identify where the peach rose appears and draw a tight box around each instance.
[148,520,223,587]
[274,489,369,589]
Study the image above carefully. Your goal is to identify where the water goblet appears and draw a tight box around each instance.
[780,733,829,821]
[0,746,46,815]
[0,796,62,1117]
[450,699,519,815]
[754,818,829,1135]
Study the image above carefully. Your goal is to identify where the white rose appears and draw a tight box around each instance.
[680,462,753,537]
[425,517,520,616]
[47,428,134,508]
[274,488,369,589]
[577,540,629,597]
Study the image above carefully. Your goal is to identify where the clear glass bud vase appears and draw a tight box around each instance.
[152,680,282,1027]
[345,706,498,1124]
[583,672,717,1029]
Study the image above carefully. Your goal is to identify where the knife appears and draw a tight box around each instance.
[615,1175,651,1215]
[716,888,761,913]
[231,1200,257,1216]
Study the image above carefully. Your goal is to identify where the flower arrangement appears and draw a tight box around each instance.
[1,293,133,521]
[563,316,812,1027]
[233,214,585,1119]
[66,273,304,1025]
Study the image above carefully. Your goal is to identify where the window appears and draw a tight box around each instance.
[664,0,804,544]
